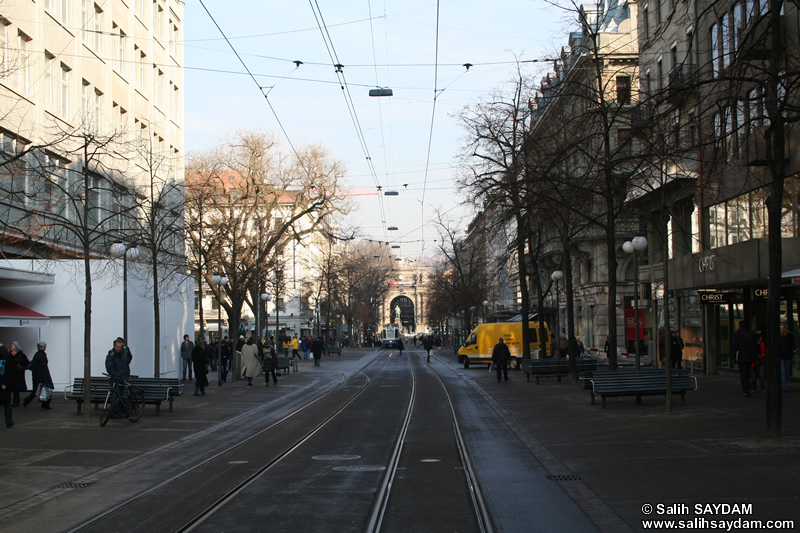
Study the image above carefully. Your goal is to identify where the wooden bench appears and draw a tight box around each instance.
[276,357,291,375]
[65,377,183,415]
[327,346,342,356]
[589,368,697,408]
[519,358,598,384]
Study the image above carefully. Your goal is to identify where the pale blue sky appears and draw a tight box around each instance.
[184,1,569,257]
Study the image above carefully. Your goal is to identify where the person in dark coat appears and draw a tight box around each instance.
[311,337,325,366]
[670,331,685,369]
[397,337,404,356]
[6,341,29,406]
[492,337,511,383]
[23,341,54,409]
[262,339,279,386]
[106,339,131,418]
[192,340,209,396]
[0,345,13,427]
[732,321,760,397]
[423,335,434,363]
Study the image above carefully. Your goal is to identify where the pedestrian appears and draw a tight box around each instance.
[751,332,767,393]
[283,338,290,358]
[180,334,194,381]
[777,323,797,392]
[311,336,324,366]
[206,337,219,371]
[423,335,434,363]
[192,340,209,396]
[292,334,300,361]
[23,341,54,409]
[105,338,131,418]
[397,337,404,356]
[732,321,760,397]
[558,334,568,359]
[302,336,310,360]
[262,340,279,386]
[670,331,684,369]
[0,345,14,427]
[240,337,262,386]
[220,336,232,382]
[6,341,29,407]
[492,337,511,383]
[576,336,585,357]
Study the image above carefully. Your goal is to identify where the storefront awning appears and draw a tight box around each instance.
[782,268,800,279]
[0,297,50,327]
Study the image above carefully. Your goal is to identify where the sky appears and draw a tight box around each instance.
[183,1,572,258]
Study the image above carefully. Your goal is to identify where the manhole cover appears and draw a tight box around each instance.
[547,474,581,482]
[57,481,95,489]
[312,455,361,461]
[333,465,386,472]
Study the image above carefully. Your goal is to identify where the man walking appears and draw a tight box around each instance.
[733,321,759,397]
[180,334,194,381]
[492,337,511,383]
[311,336,325,366]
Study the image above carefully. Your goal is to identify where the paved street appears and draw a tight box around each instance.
[1,348,798,532]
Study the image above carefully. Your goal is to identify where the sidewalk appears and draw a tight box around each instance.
[474,367,800,530]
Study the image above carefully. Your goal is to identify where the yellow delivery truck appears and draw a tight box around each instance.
[457,322,550,370]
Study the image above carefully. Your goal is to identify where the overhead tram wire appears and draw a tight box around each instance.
[197,0,316,183]
[308,0,388,242]
[418,0,442,260]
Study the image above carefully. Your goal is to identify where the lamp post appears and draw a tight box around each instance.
[623,236,648,371]
[315,306,320,338]
[259,292,271,340]
[110,243,139,344]
[211,273,228,386]
[551,270,563,357]
[483,300,489,324]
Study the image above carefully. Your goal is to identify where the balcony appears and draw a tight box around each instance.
[738,14,785,62]
[666,65,698,103]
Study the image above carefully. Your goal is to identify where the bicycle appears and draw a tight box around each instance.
[99,373,145,426]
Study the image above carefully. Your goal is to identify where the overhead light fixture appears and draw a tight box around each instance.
[387,226,398,230]
[391,245,400,249]
[384,191,399,196]
[369,88,393,97]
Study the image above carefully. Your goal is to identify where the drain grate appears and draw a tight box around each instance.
[547,474,581,482]
[333,465,386,472]
[57,481,95,489]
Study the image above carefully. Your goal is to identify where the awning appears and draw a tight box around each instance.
[0,297,50,327]
[782,268,800,279]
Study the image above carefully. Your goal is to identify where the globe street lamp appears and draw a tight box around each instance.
[110,243,139,344]
[551,270,564,357]
[483,300,489,323]
[211,273,228,386]
[623,236,648,371]
[259,292,271,340]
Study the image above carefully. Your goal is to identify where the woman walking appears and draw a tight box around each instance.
[192,340,209,396]
[6,341,29,407]
[240,337,262,386]
[24,341,54,409]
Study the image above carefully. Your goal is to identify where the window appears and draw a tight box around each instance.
[117,28,127,75]
[643,3,649,37]
[616,128,632,157]
[656,0,662,25]
[93,88,103,134]
[93,4,103,54]
[687,108,697,147]
[616,76,631,105]
[686,28,694,66]
[732,3,743,46]
[155,2,164,41]
[759,0,768,16]
[721,13,732,69]
[711,23,720,78]
[44,52,55,110]
[60,0,70,25]
[156,69,164,107]
[170,21,179,57]
[171,83,179,121]
[644,69,651,96]
[0,20,9,80]
[42,153,67,213]
[672,109,680,147]
[670,42,678,72]
[16,31,31,95]
[136,47,146,91]
[656,57,663,90]
[81,0,88,43]
[0,132,28,202]
[60,63,71,118]
[82,79,90,124]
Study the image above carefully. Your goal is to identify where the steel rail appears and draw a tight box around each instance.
[67,353,390,533]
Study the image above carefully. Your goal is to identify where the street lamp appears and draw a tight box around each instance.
[211,273,228,386]
[315,306,320,338]
[110,243,139,344]
[259,292,271,340]
[483,300,489,324]
[623,236,648,371]
[551,270,564,357]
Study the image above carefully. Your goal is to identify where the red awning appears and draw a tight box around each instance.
[0,297,50,327]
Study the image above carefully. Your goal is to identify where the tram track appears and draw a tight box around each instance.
[67,352,392,533]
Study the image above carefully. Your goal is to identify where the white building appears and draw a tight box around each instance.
[0,1,189,387]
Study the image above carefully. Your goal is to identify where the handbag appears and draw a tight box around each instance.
[39,385,53,402]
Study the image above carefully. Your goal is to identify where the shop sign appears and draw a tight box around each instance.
[699,291,734,304]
